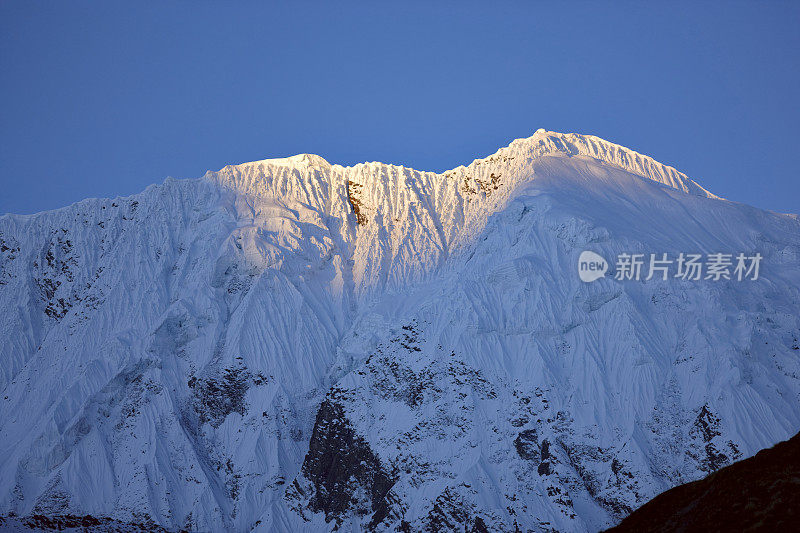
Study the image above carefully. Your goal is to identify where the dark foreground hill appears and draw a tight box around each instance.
[609,431,800,532]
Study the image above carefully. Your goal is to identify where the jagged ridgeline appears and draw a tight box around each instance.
[1,130,799,531]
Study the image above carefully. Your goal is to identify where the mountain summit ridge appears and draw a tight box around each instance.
[206,129,717,204]
[0,130,715,224]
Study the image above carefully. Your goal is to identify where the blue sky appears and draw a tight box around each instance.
[1,1,798,215]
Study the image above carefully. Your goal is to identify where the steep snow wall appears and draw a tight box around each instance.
[0,130,798,532]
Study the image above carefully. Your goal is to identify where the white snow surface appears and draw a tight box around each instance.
[0,129,798,532]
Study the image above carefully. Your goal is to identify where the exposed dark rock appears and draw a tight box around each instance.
[347,181,369,226]
[538,462,551,476]
[33,231,79,320]
[514,429,540,461]
[460,174,478,195]
[421,486,495,532]
[510,416,528,427]
[0,233,20,286]
[472,516,490,532]
[540,439,550,460]
[0,513,168,532]
[188,366,265,427]
[298,399,397,527]
[424,487,471,532]
[475,172,502,195]
[688,404,739,473]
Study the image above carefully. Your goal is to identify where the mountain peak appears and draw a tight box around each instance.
[500,129,718,199]
[249,152,333,170]
[1,127,798,533]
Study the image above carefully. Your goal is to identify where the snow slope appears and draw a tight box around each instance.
[0,129,798,532]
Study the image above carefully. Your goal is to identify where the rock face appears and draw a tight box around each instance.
[608,431,800,532]
[288,399,398,528]
[0,130,799,531]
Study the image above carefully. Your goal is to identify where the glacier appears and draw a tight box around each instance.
[0,129,798,532]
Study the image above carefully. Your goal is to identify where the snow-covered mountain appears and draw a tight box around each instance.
[1,129,798,532]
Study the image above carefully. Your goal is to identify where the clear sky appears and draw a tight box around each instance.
[1,1,798,215]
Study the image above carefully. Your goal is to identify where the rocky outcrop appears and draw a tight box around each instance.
[287,399,398,529]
